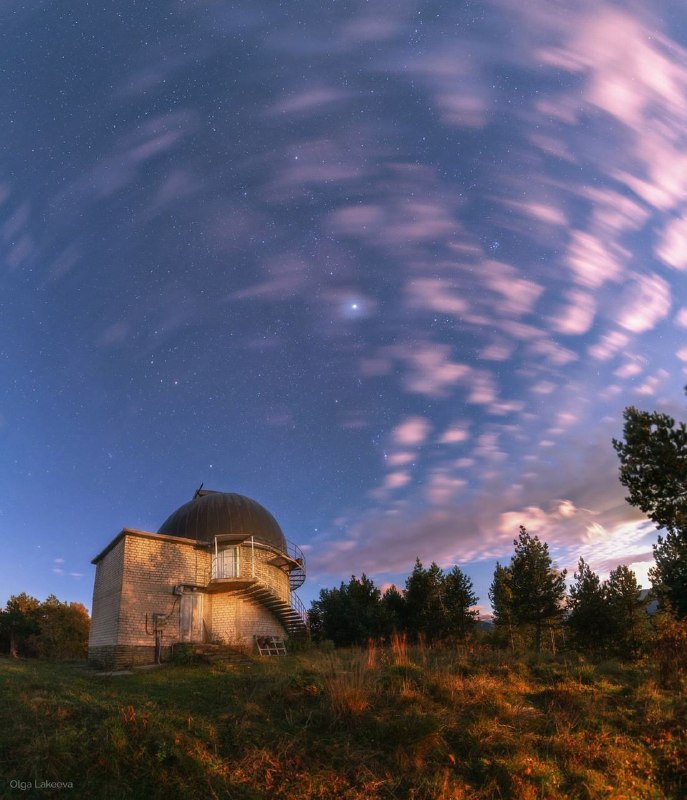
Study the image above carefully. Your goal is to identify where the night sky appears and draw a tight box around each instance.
[2,0,687,615]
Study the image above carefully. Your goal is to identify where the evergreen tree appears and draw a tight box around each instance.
[404,559,447,642]
[567,558,612,654]
[613,405,687,537]
[649,531,687,619]
[380,584,406,637]
[606,565,651,658]
[613,402,687,618]
[489,562,515,650]
[443,566,478,641]
[309,574,382,646]
[509,526,567,654]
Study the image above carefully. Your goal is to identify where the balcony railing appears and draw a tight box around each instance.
[207,535,307,625]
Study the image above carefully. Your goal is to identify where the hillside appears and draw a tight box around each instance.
[0,648,685,799]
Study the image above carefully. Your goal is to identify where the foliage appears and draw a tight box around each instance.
[507,526,567,654]
[443,566,479,641]
[309,574,383,647]
[606,565,651,658]
[404,560,478,643]
[566,558,613,654]
[0,593,40,657]
[379,584,406,636]
[651,607,687,688]
[650,530,687,619]
[404,559,447,642]
[0,594,89,660]
[310,562,479,646]
[613,405,687,537]
[613,402,687,620]
[488,562,515,649]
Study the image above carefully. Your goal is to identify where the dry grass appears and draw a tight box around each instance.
[0,647,685,799]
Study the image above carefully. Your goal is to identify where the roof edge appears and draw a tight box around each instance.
[91,528,209,564]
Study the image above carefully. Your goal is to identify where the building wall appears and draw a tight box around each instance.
[88,538,125,667]
[210,592,286,645]
[89,531,295,668]
[118,534,210,648]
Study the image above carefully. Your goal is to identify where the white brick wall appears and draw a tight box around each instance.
[90,530,295,657]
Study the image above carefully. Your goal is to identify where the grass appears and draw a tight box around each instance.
[0,647,685,799]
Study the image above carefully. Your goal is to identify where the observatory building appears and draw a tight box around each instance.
[88,488,307,669]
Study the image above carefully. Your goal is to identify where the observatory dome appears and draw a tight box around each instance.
[157,490,287,551]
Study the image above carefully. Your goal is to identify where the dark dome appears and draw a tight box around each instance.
[157,491,287,551]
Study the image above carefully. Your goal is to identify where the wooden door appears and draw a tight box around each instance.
[180,592,204,642]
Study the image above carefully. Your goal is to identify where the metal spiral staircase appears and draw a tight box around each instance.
[206,536,309,638]
[240,582,308,638]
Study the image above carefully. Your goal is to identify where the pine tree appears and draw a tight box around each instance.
[443,566,478,641]
[489,562,515,650]
[404,559,446,642]
[606,565,651,658]
[567,558,612,654]
[613,405,687,537]
[309,574,383,646]
[380,585,406,637]
[649,531,687,619]
[509,526,567,654]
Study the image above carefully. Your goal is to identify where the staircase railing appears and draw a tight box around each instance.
[289,590,309,630]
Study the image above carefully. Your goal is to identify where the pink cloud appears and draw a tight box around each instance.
[634,369,669,397]
[566,230,627,288]
[391,416,432,447]
[585,188,650,235]
[331,204,385,234]
[387,452,415,467]
[479,341,513,361]
[614,362,644,379]
[483,260,544,316]
[531,380,556,395]
[397,344,471,398]
[404,51,490,129]
[341,13,404,44]
[528,338,577,366]
[270,87,350,115]
[438,422,470,445]
[466,370,497,405]
[616,273,671,333]
[519,201,567,227]
[550,289,596,335]
[657,214,687,270]
[384,471,412,490]
[588,330,629,361]
[226,257,307,301]
[406,278,469,316]
[424,470,467,505]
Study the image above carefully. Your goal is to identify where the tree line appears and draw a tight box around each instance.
[2,396,686,662]
[0,593,90,660]
[308,525,657,659]
[311,393,687,658]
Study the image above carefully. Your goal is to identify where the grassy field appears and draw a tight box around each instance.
[0,645,685,800]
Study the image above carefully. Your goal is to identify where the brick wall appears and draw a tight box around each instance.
[88,538,125,649]
[118,534,211,648]
[238,597,286,643]
[89,530,298,667]
[237,542,290,601]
